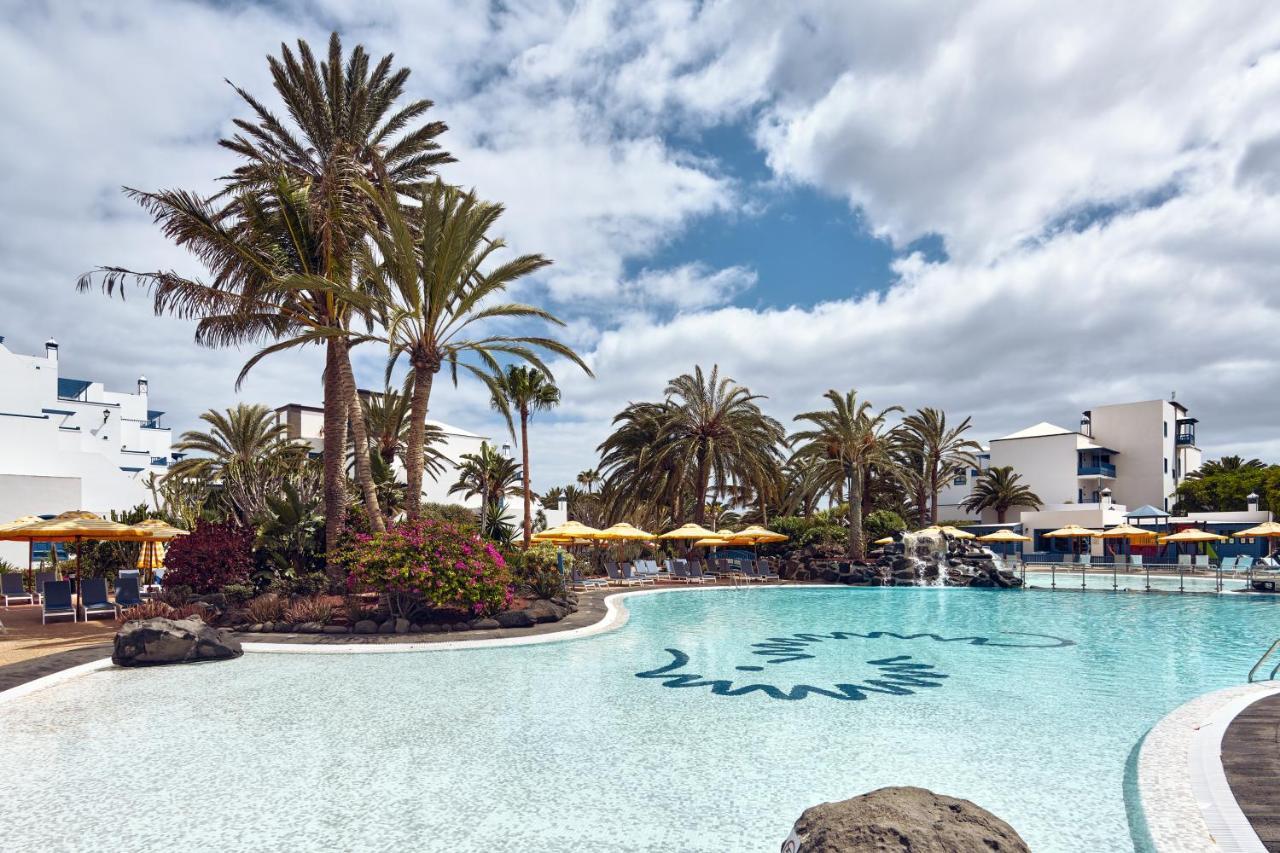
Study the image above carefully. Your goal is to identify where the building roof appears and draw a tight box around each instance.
[1126,504,1171,518]
[993,421,1073,441]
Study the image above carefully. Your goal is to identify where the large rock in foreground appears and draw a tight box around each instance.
[113,617,243,667]
[783,786,1029,853]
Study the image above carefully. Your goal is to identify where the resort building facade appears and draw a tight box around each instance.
[937,399,1204,522]
[0,336,172,563]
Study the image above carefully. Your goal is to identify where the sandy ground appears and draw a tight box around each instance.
[0,603,115,666]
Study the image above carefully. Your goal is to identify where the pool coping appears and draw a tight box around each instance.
[1138,681,1280,852]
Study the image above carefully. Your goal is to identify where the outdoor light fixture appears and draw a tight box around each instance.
[1247,492,1260,512]
[101,408,110,423]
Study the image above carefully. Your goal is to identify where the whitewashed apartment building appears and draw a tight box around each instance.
[0,336,172,563]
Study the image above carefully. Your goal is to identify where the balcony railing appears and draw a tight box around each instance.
[1078,463,1116,477]
[1176,433,1195,446]
[150,456,169,467]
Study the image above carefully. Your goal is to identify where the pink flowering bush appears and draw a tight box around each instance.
[337,519,512,619]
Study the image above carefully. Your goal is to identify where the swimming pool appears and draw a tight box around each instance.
[1,586,1275,852]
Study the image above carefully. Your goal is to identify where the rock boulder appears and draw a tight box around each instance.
[783,786,1029,853]
[113,617,243,668]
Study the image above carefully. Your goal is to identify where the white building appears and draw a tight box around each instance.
[274,400,567,529]
[937,399,1203,522]
[0,336,172,563]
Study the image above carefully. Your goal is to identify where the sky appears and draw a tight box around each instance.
[3,0,1280,493]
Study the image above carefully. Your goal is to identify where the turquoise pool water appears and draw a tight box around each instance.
[1,587,1277,852]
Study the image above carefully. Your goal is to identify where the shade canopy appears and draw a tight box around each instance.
[1044,524,1099,538]
[977,529,1031,543]
[693,538,726,547]
[0,515,43,532]
[0,510,142,543]
[1158,529,1228,543]
[659,523,721,540]
[594,522,656,541]
[919,525,976,540]
[731,525,789,544]
[1094,523,1157,541]
[128,519,189,540]
[533,520,602,541]
[1235,521,1280,539]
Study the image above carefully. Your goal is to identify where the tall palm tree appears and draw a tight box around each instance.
[449,442,522,521]
[169,403,307,524]
[962,466,1043,523]
[1186,456,1266,480]
[360,388,450,474]
[363,179,591,520]
[577,468,602,494]
[900,408,982,523]
[791,390,902,560]
[82,34,452,562]
[654,365,785,526]
[539,486,565,511]
[489,366,561,547]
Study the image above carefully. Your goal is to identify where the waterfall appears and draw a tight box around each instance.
[901,529,949,587]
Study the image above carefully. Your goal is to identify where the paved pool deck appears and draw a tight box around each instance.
[1223,693,1280,851]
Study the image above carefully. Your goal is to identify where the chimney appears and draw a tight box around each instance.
[1247,492,1260,513]
[45,337,58,361]
[1100,487,1113,508]
[137,376,149,396]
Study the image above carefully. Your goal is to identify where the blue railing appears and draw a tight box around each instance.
[1078,463,1116,477]
[1176,433,1195,446]
[150,456,168,467]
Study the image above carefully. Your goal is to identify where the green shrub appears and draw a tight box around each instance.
[799,525,846,548]
[864,509,908,542]
[221,582,256,603]
[336,518,512,619]
[421,502,479,529]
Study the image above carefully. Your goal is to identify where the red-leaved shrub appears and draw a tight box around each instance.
[162,520,254,594]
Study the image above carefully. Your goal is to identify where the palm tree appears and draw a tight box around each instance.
[448,442,522,521]
[900,408,982,523]
[539,486,565,511]
[962,466,1043,523]
[489,366,561,547]
[1187,456,1266,480]
[790,390,902,560]
[362,179,591,520]
[359,388,449,475]
[577,468,602,494]
[82,34,452,561]
[169,403,307,524]
[654,366,785,526]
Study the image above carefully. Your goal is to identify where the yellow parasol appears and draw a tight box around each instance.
[977,529,1031,542]
[873,536,895,546]
[533,520,602,541]
[659,523,721,540]
[919,525,976,540]
[595,522,656,541]
[130,519,188,576]
[1094,523,1157,541]
[0,511,150,595]
[0,515,46,584]
[731,525,789,544]
[1235,520,1280,559]
[1158,529,1227,543]
[1044,524,1099,559]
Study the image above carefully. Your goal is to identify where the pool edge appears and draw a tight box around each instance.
[1138,680,1280,852]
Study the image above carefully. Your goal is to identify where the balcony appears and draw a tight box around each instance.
[1078,463,1116,478]
[1175,432,1195,446]
[150,456,169,467]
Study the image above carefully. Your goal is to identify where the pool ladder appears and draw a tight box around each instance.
[1248,639,1280,682]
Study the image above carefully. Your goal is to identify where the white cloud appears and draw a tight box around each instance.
[3,0,1280,499]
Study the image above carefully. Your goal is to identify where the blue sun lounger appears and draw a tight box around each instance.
[1,572,33,607]
[79,577,118,621]
[41,580,76,624]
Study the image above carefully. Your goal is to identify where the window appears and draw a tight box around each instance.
[1163,421,1168,437]
[1164,457,1169,473]
[953,475,966,486]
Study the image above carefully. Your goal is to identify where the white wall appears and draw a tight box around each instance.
[988,431,1080,511]
[1090,400,1171,511]
[0,473,80,566]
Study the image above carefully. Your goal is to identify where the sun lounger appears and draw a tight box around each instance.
[33,570,56,602]
[668,560,692,583]
[1130,555,1143,568]
[685,561,716,584]
[604,562,644,586]
[79,577,118,621]
[115,575,144,609]
[143,567,166,597]
[1194,555,1210,569]
[41,580,76,624]
[1,572,33,607]
[569,568,606,591]
[621,563,655,585]
[1177,554,1192,567]
[756,559,780,581]
[1218,556,1239,575]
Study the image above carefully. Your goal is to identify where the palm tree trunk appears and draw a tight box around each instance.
[692,446,711,526]
[322,341,349,575]
[404,358,435,520]
[335,342,385,533]
[849,467,865,561]
[520,407,532,548]
[929,464,940,523]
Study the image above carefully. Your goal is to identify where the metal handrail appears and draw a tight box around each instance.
[1248,639,1280,683]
